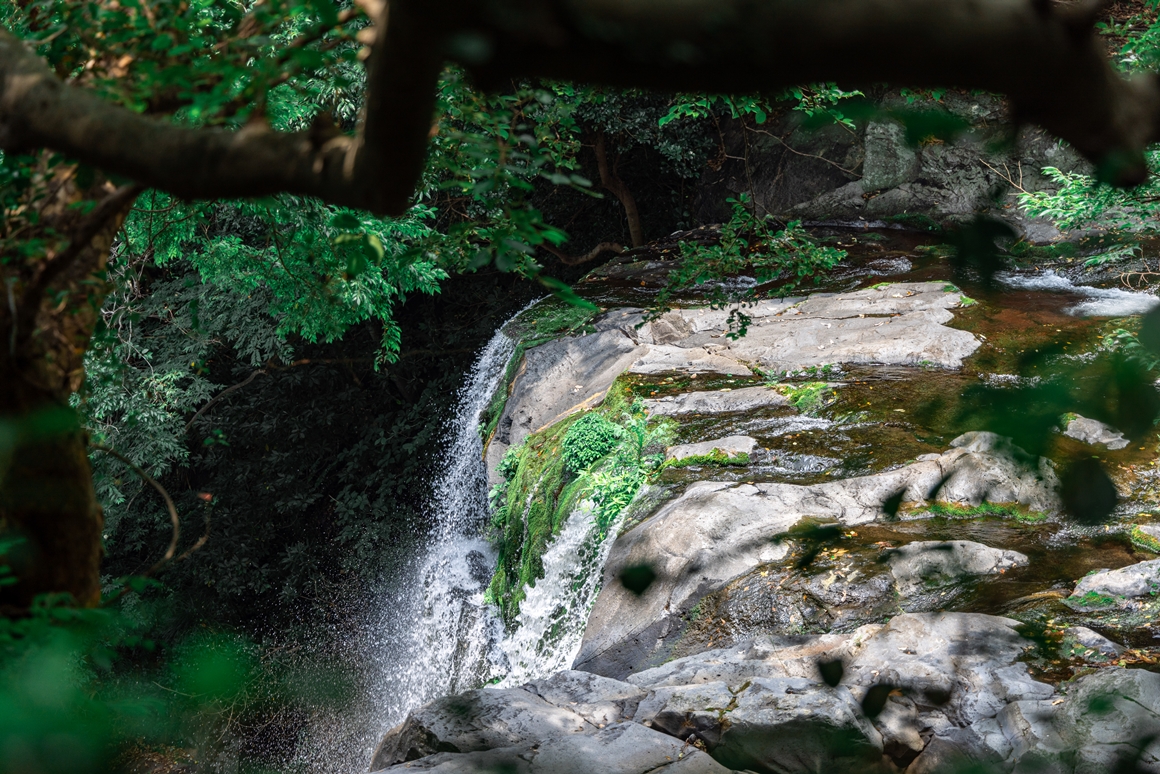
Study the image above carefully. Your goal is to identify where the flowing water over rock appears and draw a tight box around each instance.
[363,232,1160,773]
[498,501,626,687]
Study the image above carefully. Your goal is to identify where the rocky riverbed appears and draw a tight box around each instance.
[372,232,1160,774]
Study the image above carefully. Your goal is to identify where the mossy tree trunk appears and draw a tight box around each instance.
[0,162,138,609]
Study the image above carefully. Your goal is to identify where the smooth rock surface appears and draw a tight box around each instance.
[371,687,592,769]
[575,433,1060,678]
[665,436,757,463]
[643,387,788,416]
[490,284,979,479]
[1069,559,1160,602]
[886,540,1029,593]
[1064,415,1130,450]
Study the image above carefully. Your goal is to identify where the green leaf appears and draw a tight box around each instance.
[537,276,597,310]
[330,213,360,230]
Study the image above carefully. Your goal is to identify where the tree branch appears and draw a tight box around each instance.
[17,182,143,340]
[90,444,181,574]
[593,131,645,247]
[542,240,624,266]
[3,0,1160,216]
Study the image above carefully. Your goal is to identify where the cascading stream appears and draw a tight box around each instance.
[497,501,630,687]
[312,299,634,773]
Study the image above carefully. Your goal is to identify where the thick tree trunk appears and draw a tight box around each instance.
[0,167,137,608]
[0,392,103,609]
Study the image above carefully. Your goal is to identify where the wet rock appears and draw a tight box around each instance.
[487,329,640,483]
[1061,627,1125,658]
[637,677,883,773]
[886,540,1028,593]
[665,436,757,463]
[522,670,647,727]
[643,387,788,416]
[1068,559,1160,603]
[576,435,1060,678]
[370,687,592,769]
[628,346,752,376]
[1064,415,1130,450]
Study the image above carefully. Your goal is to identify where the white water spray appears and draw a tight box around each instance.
[497,500,628,686]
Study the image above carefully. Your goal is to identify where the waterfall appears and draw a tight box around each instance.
[301,298,628,773]
[497,501,628,686]
[369,305,531,714]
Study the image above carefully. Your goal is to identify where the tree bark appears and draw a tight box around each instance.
[0,169,138,608]
[593,132,645,248]
[3,0,1160,216]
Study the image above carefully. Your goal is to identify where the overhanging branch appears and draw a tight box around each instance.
[2,0,1160,217]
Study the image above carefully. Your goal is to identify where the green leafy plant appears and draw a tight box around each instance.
[651,195,845,324]
[562,413,624,472]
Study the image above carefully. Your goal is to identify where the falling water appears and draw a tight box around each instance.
[300,298,634,772]
[497,500,628,686]
[370,303,535,711]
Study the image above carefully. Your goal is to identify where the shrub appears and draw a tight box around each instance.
[562,413,623,472]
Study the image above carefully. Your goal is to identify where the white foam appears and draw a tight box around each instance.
[998,270,1160,317]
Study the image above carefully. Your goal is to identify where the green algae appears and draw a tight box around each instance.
[919,501,1046,523]
[663,450,750,470]
[1130,524,1160,554]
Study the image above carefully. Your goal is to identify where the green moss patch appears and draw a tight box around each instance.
[1131,525,1160,554]
[1066,590,1119,611]
[920,501,1046,523]
[485,378,673,624]
[663,450,750,469]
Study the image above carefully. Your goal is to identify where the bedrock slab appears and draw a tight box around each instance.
[886,540,1029,594]
[643,387,787,416]
[665,435,757,462]
[487,283,978,481]
[573,432,1060,679]
[373,613,1076,774]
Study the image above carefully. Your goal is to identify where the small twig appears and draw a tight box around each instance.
[542,240,624,266]
[185,368,267,432]
[979,158,1029,194]
[748,126,862,176]
[91,444,210,606]
[91,444,180,573]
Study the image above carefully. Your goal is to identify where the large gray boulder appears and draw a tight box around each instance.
[371,723,731,774]
[911,668,1160,774]
[1068,559,1160,604]
[886,540,1029,594]
[574,434,1059,678]
[636,677,884,774]
[1063,415,1130,450]
[370,687,593,769]
[522,670,648,728]
[633,283,981,373]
